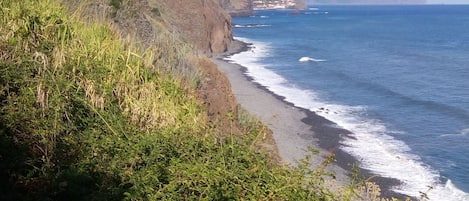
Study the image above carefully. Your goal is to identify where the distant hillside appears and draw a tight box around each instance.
[304,0,426,4]
[218,0,254,16]
[219,0,307,16]
[253,0,307,9]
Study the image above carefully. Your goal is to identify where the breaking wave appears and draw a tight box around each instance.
[234,24,271,28]
[226,37,469,201]
[299,56,326,62]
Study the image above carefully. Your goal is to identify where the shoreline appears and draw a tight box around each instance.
[212,39,406,199]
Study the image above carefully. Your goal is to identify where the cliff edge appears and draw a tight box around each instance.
[158,0,233,55]
[63,0,232,55]
[64,0,238,129]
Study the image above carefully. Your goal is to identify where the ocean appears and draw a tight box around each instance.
[228,5,469,200]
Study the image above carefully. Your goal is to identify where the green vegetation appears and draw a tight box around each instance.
[0,0,404,200]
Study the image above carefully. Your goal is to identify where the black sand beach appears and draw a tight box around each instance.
[212,40,407,199]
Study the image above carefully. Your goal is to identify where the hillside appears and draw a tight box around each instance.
[253,0,307,9]
[156,0,232,55]
[304,0,426,5]
[219,0,307,16]
[219,0,254,16]
[0,0,389,200]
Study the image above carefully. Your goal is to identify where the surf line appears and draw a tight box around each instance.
[299,56,326,62]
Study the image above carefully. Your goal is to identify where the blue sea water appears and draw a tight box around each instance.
[229,5,469,200]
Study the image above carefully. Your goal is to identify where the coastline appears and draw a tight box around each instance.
[212,39,405,199]
[212,40,350,182]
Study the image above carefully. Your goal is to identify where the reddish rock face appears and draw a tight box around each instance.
[158,0,233,55]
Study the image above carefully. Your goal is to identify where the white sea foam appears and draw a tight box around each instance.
[234,24,271,28]
[299,56,326,62]
[250,15,269,18]
[439,128,469,137]
[227,37,469,201]
[462,128,469,135]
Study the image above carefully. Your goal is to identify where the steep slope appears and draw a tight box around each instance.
[69,0,233,55]
[60,0,239,132]
[157,0,233,55]
[148,0,238,128]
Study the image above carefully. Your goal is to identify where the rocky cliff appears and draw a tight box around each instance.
[158,0,233,55]
[110,0,238,125]
[64,0,238,127]
[64,0,233,55]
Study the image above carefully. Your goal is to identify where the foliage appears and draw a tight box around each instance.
[0,0,401,200]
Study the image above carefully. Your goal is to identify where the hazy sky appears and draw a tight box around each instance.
[427,0,469,4]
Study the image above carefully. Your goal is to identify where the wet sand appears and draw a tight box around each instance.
[212,40,350,184]
[212,39,406,199]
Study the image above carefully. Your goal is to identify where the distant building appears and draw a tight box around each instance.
[253,0,300,9]
[303,0,426,5]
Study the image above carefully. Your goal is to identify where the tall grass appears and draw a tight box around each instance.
[0,0,408,200]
